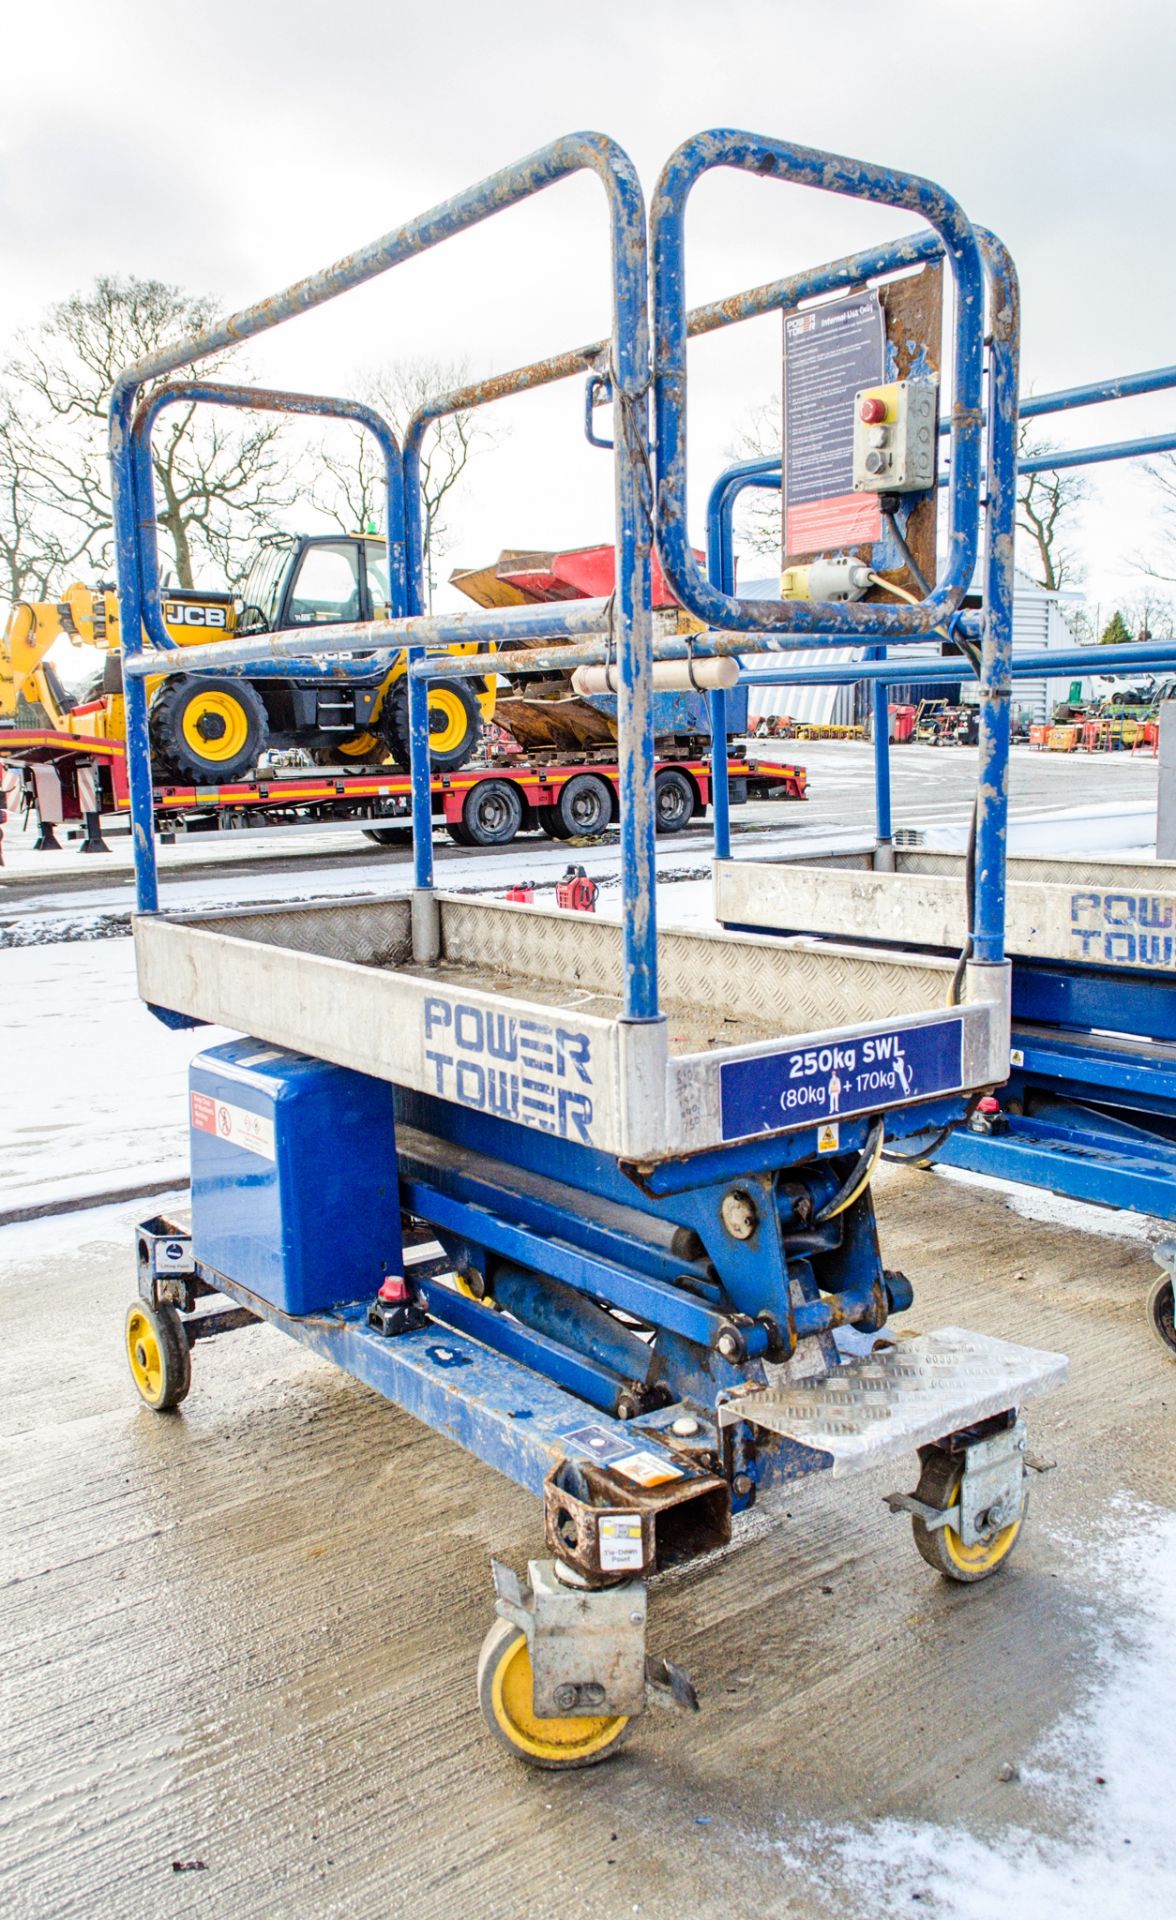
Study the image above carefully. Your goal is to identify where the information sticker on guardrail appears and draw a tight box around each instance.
[719,1018,964,1140]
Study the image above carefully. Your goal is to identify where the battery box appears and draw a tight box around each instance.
[189,1038,402,1315]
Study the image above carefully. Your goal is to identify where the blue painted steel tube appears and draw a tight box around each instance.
[970,229,1021,966]
[1019,365,1176,419]
[652,133,985,640]
[1019,430,1176,475]
[584,372,614,449]
[109,384,159,911]
[870,661,893,847]
[130,382,408,652]
[709,689,731,858]
[736,639,1176,689]
[126,596,613,681]
[737,637,1176,691]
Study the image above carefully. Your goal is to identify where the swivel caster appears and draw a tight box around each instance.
[125,1300,191,1412]
[1146,1270,1176,1358]
[476,1616,632,1770]
[910,1444,1026,1582]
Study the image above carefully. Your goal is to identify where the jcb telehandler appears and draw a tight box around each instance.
[0,531,492,782]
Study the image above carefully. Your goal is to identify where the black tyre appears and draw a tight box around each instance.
[1146,1271,1176,1356]
[462,779,524,846]
[125,1300,191,1412]
[361,826,411,847]
[551,773,612,841]
[446,820,475,847]
[150,675,270,783]
[382,678,482,772]
[654,767,695,834]
[910,1445,1026,1582]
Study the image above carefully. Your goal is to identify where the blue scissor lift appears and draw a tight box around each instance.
[117,132,1065,1768]
[707,342,1176,1358]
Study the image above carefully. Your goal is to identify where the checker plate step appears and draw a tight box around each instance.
[718,1326,1067,1475]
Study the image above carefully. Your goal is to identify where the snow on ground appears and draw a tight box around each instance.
[937,1164,1166,1246]
[0,1187,190,1266]
[0,940,228,1216]
[759,1498,1176,1920]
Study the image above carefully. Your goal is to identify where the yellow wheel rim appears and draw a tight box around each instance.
[126,1307,165,1406]
[336,731,381,759]
[180,690,250,764]
[490,1631,628,1765]
[940,1472,1023,1575]
[428,689,470,756]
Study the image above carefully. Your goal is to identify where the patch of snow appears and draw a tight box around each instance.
[0,940,229,1216]
[0,1189,189,1268]
[760,1498,1176,1920]
[934,1164,1163,1245]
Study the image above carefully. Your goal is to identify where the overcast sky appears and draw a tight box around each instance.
[3,0,1174,617]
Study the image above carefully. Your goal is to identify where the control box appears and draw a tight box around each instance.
[189,1038,402,1316]
[852,379,938,493]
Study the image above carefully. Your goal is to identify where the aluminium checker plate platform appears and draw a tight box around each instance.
[719,1327,1068,1474]
[133,892,1008,1165]
[715,849,1176,975]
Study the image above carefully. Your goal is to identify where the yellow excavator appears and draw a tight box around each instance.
[0,531,493,782]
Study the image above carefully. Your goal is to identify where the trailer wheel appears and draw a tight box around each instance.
[382,679,482,772]
[546,773,611,841]
[462,779,524,846]
[362,826,411,847]
[1146,1271,1176,1356]
[910,1446,1026,1582]
[150,676,269,783]
[476,1617,631,1770]
[654,767,695,834]
[125,1301,191,1413]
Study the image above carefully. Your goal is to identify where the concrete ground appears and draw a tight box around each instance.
[2,1172,1171,1920]
[2,739,1173,1919]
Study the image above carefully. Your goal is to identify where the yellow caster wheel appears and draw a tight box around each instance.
[125,1300,191,1412]
[1146,1271,1176,1357]
[476,1617,632,1770]
[911,1446,1026,1582]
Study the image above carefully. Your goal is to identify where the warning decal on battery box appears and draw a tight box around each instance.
[190,1091,276,1161]
[719,1018,964,1142]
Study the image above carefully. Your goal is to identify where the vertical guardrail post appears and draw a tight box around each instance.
[970,231,1021,969]
[110,381,160,913]
[870,657,895,868]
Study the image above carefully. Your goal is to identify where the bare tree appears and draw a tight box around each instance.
[1016,420,1090,591]
[723,400,782,562]
[0,395,96,604]
[1139,453,1176,584]
[1,275,299,602]
[314,357,497,607]
[1121,585,1176,640]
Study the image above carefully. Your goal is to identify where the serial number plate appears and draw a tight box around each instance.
[719,1018,964,1141]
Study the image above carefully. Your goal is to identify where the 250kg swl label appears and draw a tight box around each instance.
[719,1018,964,1141]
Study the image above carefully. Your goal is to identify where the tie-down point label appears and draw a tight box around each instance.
[719,1018,964,1140]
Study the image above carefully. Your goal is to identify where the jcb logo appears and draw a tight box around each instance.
[164,602,228,629]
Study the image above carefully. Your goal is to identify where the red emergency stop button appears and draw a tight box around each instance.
[977,1096,1001,1115]
[859,395,888,424]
